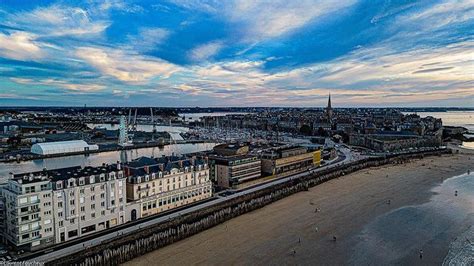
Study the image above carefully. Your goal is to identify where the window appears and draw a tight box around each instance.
[22,234,29,240]
[80,189,85,194]
[101,210,105,216]
[101,193,105,199]
[81,216,86,221]
[70,218,75,224]
[44,219,51,225]
[70,199,75,205]
[30,195,38,203]
[32,231,40,237]
[25,186,36,193]
[71,209,75,215]
[58,212,63,217]
[91,186,95,192]
[80,197,84,204]
[58,202,63,208]
[91,213,96,218]
[80,206,85,212]
[101,202,105,207]
[91,195,95,201]
[91,204,95,210]
[59,221,63,227]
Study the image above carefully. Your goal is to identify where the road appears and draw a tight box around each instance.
[30,147,356,263]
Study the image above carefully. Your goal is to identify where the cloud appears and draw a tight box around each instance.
[126,28,170,52]
[10,77,105,92]
[188,41,224,62]
[0,93,19,99]
[0,31,45,61]
[75,47,180,83]
[170,0,357,42]
[6,5,110,37]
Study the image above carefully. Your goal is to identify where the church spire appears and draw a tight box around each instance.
[326,93,333,120]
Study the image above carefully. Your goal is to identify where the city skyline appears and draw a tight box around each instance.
[0,0,473,107]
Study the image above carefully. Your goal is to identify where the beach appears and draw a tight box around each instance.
[124,154,473,266]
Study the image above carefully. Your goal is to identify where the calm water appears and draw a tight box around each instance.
[0,143,216,182]
[405,111,474,149]
[350,172,474,265]
[411,111,474,131]
[87,124,188,140]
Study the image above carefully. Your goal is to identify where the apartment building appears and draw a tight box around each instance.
[2,164,127,251]
[124,156,212,220]
[209,155,261,188]
[260,146,321,177]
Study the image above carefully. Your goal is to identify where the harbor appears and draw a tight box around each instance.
[0,142,217,183]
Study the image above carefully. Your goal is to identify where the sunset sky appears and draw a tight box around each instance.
[0,0,473,107]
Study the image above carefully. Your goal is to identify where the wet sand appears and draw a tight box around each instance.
[124,154,473,266]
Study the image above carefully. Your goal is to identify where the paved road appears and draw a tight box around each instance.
[30,147,356,263]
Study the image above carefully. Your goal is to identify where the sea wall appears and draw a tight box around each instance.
[46,149,450,266]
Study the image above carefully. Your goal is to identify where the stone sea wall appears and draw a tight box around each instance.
[47,149,450,266]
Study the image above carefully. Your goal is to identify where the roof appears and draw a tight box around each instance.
[31,140,98,154]
[32,140,90,148]
[13,164,119,184]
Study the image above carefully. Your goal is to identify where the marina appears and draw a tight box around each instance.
[0,143,217,182]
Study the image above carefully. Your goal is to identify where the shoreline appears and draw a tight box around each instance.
[124,153,473,266]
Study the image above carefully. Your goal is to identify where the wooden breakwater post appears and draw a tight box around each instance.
[46,149,450,266]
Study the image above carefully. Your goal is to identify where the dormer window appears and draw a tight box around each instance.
[56,182,62,189]
[90,176,95,184]
[79,178,85,186]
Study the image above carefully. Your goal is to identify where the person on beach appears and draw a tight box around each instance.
[333,236,337,241]
[419,249,423,259]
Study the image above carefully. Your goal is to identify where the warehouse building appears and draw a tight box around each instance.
[30,140,98,155]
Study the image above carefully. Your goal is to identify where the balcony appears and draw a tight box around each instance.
[18,216,41,225]
[16,199,40,208]
[15,225,42,234]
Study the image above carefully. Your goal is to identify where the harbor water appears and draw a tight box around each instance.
[0,143,217,182]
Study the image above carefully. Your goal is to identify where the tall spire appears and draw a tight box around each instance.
[326,93,333,120]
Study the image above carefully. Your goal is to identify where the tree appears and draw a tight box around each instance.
[299,124,312,136]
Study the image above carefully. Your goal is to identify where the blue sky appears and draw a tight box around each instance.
[0,0,473,107]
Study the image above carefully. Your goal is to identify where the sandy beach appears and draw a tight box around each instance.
[124,154,473,266]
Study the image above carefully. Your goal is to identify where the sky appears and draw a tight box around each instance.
[0,0,473,107]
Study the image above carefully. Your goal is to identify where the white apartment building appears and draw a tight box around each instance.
[2,164,127,251]
[124,156,212,220]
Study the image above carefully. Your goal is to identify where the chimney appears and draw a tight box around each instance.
[116,161,121,170]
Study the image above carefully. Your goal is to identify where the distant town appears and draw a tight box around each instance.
[0,98,473,263]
